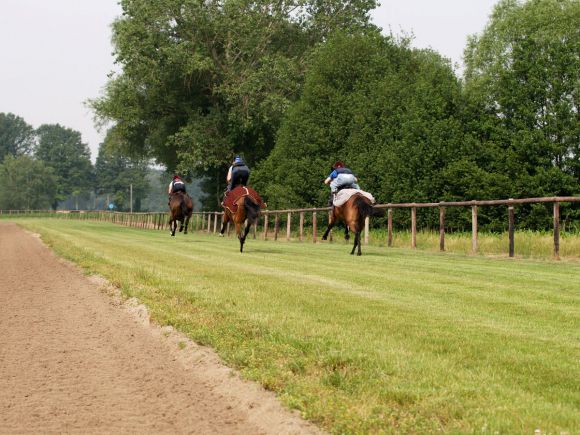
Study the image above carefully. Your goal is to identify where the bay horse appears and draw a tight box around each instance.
[220,187,264,253]
[322,193,382,255]
[168,192,193,236]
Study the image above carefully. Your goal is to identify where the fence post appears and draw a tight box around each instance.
[508,200,515,257]
[299,212,304,241]
[472,204,478,254]
[411,207,417,249]
[387,208,393,247]
[213,212,218,234]
[263,213,269,240]
[286,212,292,241]
[208,213,213,233]
[274,213,280,241]
[553,202,560,260]
[364,216,370,245]
[312,212,317,243]
[227,221,231,237]
[439,206,445,252]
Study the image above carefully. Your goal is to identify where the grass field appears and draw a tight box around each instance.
[14,219,580,434]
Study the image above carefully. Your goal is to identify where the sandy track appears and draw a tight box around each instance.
[0,223,320,434]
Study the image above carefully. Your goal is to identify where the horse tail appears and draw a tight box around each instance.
[183,193,194,216]
[353,195,382,232]
[244,196,261,224]
[180,194,188,218]
[353,195,374,220]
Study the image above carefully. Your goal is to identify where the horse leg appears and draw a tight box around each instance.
[171,219,176,236]
[351,231,360,255]
[179,218,184,232]
[344,226,350,241]
[183,215,190,234]
[240,218,252,251]
[235,222,245,253]
[322,212,337,241]
[357,231,362,256]
[219,213,230,236]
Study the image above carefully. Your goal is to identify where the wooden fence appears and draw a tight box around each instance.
[2,196,579,259]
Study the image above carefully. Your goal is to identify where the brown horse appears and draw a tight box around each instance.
[220,187,264,253]
[322,194,382,255]
[168,192,193,236]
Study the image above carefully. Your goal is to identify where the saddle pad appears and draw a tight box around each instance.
[222,186,266,214]
[333,189,375,207]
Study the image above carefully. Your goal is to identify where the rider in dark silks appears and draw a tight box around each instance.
[168,174,187,205]
[226,156,250,192]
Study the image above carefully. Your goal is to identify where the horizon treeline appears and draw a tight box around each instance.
[2,0,578,230]
[89,0,578,230]
[0,113,202,212]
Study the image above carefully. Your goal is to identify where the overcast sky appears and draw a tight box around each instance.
[0,0,498,163]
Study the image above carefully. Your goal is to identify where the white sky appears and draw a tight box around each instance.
[0,0,498,162]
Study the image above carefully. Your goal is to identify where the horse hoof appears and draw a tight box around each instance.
[357,252,362,256]
[322,236,327,241]
[218,233,224,237]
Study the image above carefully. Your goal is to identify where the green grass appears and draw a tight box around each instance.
[14,219,580,434]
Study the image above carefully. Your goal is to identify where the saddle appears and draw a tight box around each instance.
[333,189,375,207]
[222,186,266,214]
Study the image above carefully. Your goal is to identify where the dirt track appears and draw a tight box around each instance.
[0,223,320,434]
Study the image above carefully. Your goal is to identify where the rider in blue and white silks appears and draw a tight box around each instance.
[323,161,360,205]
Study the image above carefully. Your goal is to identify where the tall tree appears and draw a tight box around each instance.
[35,124,94,210]
[90,0,378,208]
[253,32,464,213]
[463,0,580,198]
[0,113,35,162]
[95,130,150,212]
[0,155,58,210]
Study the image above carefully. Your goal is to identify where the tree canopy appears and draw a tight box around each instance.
[90,0,379,208]
[252,32,464,209]
[35,124,94,209]
[0,155,58,210]
[0,113,35,162]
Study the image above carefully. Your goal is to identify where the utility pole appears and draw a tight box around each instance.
[130,184,133,213]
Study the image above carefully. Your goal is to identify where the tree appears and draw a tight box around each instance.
[95,130,150,212]
[0,113,35,162]
[35,124,94,209]
[90,0,379,208]
[253,32,465,216]
[0,155,58,210]
[463,0,580,204]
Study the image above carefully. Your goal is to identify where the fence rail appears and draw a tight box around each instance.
[2,196,579,259]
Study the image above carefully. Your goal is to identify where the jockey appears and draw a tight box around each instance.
[226,155,250,192]
[324,161,360,204]
[168,174,186,195]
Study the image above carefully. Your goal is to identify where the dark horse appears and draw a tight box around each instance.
[220,187,264,253]
[168,192,193,236]
[322,193,382,255]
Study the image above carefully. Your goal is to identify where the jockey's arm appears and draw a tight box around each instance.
[226,166,232,183]
[168,182,173,194]
[324,176,332,185]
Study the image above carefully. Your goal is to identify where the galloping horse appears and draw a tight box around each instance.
[168,192,193,236]
[220,186,265,252]
[322,193,382,255]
